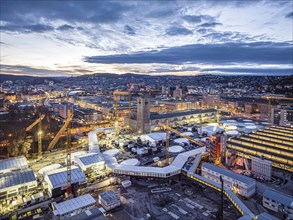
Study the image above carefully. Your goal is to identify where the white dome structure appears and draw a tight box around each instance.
[103,149,120,157]
[226,119,237,123]
[169,145,184,153]
[120,158,140,166]
[226,130,239,136]
[174,138,189,145]
[246,125,257,130]
[225,125,238,131]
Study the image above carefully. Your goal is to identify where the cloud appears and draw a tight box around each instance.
[124,25,135,35]
[285,11,293,18]
[0,64,94,77]
[57,24,75,31]
[0,64,66,77]
[199,22,222,28]
[202,67,293,75]
[1,23,54,33]
[0,1,131,25]
[166,26,193,36]
[182,15,214,23]
[85,41,293,65]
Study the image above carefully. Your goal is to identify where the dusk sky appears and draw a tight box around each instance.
[0,0,293,77]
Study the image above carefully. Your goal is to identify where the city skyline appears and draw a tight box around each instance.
[1,0,293,77]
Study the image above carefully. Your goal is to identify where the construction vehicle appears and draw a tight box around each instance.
[25,113,45,159]
[157,120,204,165]
[261,96,293,123]
[48,109,74,199]
[113,91,132,136]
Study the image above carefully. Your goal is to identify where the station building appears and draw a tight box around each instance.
[128,108,216,134]
[226,126,293,172]
[0,168,37,201]
[44,166,87,198]
[201,163,256,198]
[263,189,293,219]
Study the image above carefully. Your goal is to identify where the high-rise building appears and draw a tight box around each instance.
[137,94,150,134]
[272,108,293,126]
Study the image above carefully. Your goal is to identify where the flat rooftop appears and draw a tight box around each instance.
[0,156,28,173]
[99,190,119,203]
[53,194,96,216]
[0,168,36,190]
[202,162,255,185]
[263,188,293,207]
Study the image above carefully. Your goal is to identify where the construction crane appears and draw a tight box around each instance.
[25,113,45,159]
[261,96,293,123]
[113,91,132,136]
[157,120,204,165]
[48,109,74,199]
[48,110,73,150]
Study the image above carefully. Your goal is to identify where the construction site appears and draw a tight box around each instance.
[0,91,293,220]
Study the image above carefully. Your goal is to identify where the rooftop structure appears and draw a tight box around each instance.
[150,109,216,120]
[256,212,279,220]
[263,188,293,218]
[227,126,293,172]
[53,194,96,218]
[44,166,87,197]
[0,156,28,174]
[202,162,256,198]
[66,207,106,220]
[109,147,206,178]
[74,153,105,172]
[0,168,37,201]
[98,190,120,211]
[263,189,293,208]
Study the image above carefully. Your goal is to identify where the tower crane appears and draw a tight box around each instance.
[157,120,204,165]
[113,91,132,136]
[25,113,45,159]
[48,109,74,199]
[261,96,293,123]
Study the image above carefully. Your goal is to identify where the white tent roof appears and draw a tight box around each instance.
[174,138,189,144]
[181,132,193,136]
[103,149,120,157]
[38,164,62,175]
[140,132,166,143]
[53,194,96,216]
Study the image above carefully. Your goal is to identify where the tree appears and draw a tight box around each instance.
[8,142,20,157]
[21,141,31,157]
